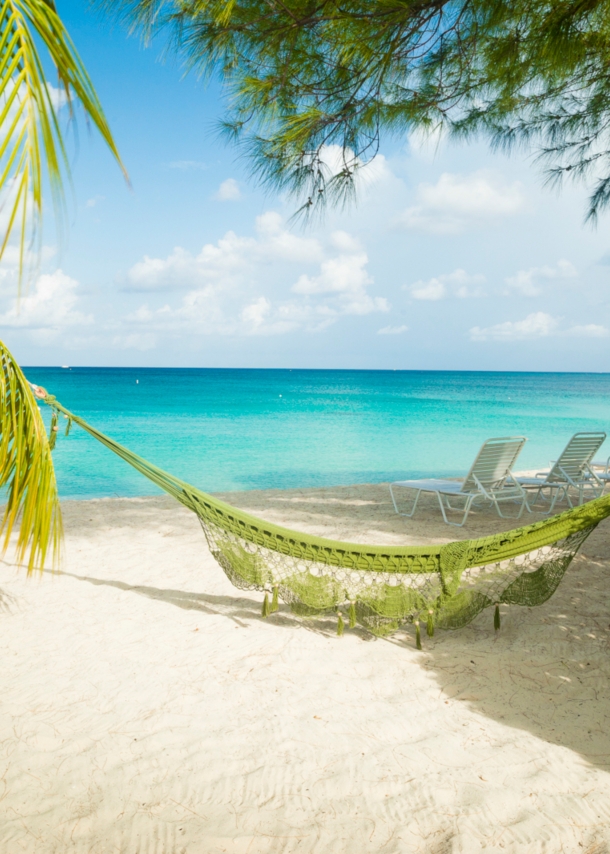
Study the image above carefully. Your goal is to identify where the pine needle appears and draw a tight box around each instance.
[0,338,62,572]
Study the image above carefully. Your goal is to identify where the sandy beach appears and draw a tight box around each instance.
[1,483,610,853]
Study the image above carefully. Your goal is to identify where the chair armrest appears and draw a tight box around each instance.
[584,464,603,485]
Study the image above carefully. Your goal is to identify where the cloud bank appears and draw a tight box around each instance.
[118,213,389,346]
[398,170,525,234]
[470,312,608,341]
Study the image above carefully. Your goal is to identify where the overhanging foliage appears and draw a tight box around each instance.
[113,0,610,221]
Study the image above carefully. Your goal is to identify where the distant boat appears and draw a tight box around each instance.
[61,365,69,369]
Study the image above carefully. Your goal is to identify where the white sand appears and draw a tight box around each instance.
[1,484,610,853]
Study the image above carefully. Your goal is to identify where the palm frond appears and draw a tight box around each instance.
[0,0,127,287]
[0,338,61,572]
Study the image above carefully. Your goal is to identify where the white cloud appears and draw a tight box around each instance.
[0,245,56,296]
[566,324,610,338]
[126,211,323,292]
[292,254,368,296]
[410,278,446,301]
[169,160,207,171]
[112,333,156,351]
[378,324,408,335]
[214,178,241,201]
[292,237,388,316]
[470,312,558,341]
[470,312,609,342]
[46,83,69,112]
[255,211,323,263]
[0,179,32,241]
[86,195,105,208]
[121,213,388,338]
[0,270,93,343]
[504,259,578,297]
[408,269,486,301]
[241,296,271,327]
[398,170,525,234]
[127,244,237,291]
[238,296,301,335]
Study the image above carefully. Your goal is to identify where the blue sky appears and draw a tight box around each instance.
[2,2,610,371]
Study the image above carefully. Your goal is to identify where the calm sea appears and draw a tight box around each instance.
[24,367,610,500]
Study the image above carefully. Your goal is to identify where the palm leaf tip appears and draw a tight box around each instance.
[0,0,128,288]
[0,339,62,572]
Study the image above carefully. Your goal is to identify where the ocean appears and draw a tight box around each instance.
[25,367,610,500]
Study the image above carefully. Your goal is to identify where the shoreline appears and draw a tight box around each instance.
[50,469,548,544]
[1,485,610,851]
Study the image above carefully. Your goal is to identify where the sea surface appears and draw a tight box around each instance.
[25,367,610,500]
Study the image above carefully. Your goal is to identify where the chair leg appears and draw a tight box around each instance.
[390,485,421,518]
[498,496,520,518]
[547,486,567,515]
[527,486,545,508]
[493,498,507,518]
[492,496,526,519]
[437,492,472,527]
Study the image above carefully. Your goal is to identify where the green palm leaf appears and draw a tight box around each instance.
[0,0,127,284]
[0,2,127,572]
[0,338,61,572]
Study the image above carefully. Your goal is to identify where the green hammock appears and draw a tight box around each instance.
[41,391,610,644]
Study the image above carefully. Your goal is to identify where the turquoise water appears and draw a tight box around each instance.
[25,368,610,500]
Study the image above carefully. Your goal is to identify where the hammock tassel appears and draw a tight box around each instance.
[415,620,422,650]
[271,585,279,613]
[65,417,72,436]
[494,604,501,632]
[349,600,356,629]
[262,593,270,618]
[337,612,344,637]
[49,412,58,450]
[426,609,435,638]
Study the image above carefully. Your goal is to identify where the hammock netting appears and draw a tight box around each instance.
[41,392,610,642]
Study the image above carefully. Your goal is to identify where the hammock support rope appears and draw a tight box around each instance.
[40,391,610,640]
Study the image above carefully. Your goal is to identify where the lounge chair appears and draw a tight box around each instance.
[390,436,528,527]
[516,431,606,513]
[590,455,610,481]
[590,455,610,492]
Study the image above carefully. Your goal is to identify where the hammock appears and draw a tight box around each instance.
[41,391,610,644]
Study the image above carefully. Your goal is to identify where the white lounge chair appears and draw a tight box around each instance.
[390,436,528,527]
[516,431,606,513]
[590,455,610,492]
[591,456,610,473]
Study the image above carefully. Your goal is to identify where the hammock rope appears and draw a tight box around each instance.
[39,390,610,641]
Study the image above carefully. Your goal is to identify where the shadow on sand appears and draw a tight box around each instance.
[22,485,610,774]
[58,547,610,774]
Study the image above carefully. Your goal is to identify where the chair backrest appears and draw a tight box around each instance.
[547,432,606,483]
[461,437,527,493]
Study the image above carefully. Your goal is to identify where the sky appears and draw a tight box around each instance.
[2,2,610,371]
